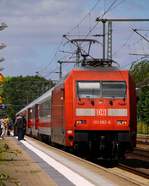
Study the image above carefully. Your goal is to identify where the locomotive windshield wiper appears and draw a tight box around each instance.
[91,99,95,106]
[78,96,81,101]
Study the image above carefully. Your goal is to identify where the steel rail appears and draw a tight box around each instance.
[118,163,149,179]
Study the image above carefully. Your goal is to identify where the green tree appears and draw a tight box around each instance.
[130,60,149,133]
[130,59,149,83]
[1,76,54,118]
[137,87,149,123]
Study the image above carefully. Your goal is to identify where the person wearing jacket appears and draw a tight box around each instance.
[15,114,26,140]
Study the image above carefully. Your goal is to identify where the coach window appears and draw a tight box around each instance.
[28,108,34,119]
[39,100,51,118]
[102,81,126,98]
[77,81,101,98]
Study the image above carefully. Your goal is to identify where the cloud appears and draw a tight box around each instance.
[0,0,90,76]
[0,0,149,78]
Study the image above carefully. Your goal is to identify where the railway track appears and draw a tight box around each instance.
[118,163,149,179]
[133,148,149,159]
[91,147,149,181]
[117,147,149,180]
[137,135,149,144]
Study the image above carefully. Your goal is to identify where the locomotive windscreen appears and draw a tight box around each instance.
[102,81,126,98]
[77,82,101,98]
[77,81,126,98]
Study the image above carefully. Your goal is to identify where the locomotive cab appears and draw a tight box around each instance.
[63,67,136,160]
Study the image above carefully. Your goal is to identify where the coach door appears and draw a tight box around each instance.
[51,86,65,145]
[35,104,39,129]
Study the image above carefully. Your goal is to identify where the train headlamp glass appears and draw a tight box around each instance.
[67,130,73,134]
[75,120,86,124]
[117,120,127,125]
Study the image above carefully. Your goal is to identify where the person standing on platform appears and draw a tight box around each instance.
[0,118,2,136]
[15,114,26,140]
[3,115,9,135]
[13,115,18,136]
[0,118,5,139]
[0,116,9,139]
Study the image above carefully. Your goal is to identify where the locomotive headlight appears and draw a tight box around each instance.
[75,120,86,125]
[67,130,73,134]
[117,120,127,125]
[66,130,74,142]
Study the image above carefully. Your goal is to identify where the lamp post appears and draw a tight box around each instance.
[0,22,7,107]
[0,58,5,63]
[0,43,6,49]
[0,67,4,71]
[0,23,8,31]
[0,22,7,72]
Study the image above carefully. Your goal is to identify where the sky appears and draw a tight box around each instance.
[0,0,149,80]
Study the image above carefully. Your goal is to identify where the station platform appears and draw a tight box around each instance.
[0,137,97,186]
[0,137,57,186]
[0,136,148,186]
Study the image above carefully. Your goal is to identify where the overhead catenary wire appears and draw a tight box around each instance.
[39,0,117,78]
[61,0,126,77]
[65,0,121,56]
[125,27,149,59]
[66,0,102,35]
[107,0,127,13]
[44,66,59,79]
[113,31,135,57]
[132,28,149,44]
[39,0,103,78]
[39,0,125,79]
[121,56,149,69]
[83,0,120,39]
[38,38,65,75]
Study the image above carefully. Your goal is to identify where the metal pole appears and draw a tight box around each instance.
[107,21,112,60]
[96,18,149,22]
[58,61,62,79]
[76,46,81,67]
[102,20,106,60]
[96,18,149,61]
[59,62,62,79]
[57,60,77,79]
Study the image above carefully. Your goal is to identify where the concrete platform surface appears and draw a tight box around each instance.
[0,137,57,186]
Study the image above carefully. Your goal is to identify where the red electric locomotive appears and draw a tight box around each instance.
[18,60,136,160]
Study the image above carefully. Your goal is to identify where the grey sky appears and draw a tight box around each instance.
[0,0,149,79]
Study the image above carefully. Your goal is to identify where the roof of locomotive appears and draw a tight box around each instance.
[55,65,128,85]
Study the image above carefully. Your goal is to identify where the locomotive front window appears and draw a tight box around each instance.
[77,82,101,98]
[102,81,126,98]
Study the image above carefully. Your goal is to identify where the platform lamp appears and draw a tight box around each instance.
[0,22,7,107]
[0,67,4,71]
[0,43,6,49]
[0,22,7,70]
[0,22,8,31]
[0,57,5,63]
[0,22,7,73]
[0,43,6,79]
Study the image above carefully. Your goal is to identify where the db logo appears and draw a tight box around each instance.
[96,109,107,116]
